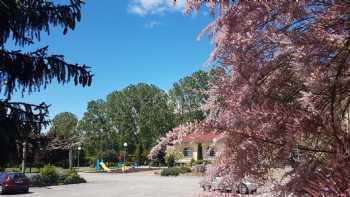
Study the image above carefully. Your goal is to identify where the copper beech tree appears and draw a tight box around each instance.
[173,0,350,196]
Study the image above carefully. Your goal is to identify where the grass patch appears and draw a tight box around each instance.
[5,167,41,173]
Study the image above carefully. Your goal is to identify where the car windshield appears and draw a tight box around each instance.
[9,173,26,180]
[0,173,7,181]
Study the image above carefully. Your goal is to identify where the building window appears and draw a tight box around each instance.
[209,149,216,157]
[183,147,193,157]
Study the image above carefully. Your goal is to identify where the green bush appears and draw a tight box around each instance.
[192,160,211,166]
[160,167,181,176]
[39,165,59,185]
[165,150,184,167]
[40,165,58,177]
[62,171,86,185]
[160,166,191,176]
[179,166,191,174]
[165,153,175,167]
[190,159,195,165]
[30,174,46,187]
[31,169,86,186]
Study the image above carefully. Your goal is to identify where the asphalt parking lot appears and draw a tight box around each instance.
[1,171,202,197]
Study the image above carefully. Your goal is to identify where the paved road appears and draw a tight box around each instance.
[2,171,202,197]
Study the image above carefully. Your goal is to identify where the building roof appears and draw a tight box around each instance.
[182,132,219,143]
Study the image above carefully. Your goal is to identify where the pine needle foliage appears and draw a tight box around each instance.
[0,0,92,142]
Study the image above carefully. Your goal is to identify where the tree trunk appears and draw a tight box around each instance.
[69,148,73,169]
[21,141,27,173]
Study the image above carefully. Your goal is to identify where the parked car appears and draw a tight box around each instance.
[236,181,258,194]
[0,172,30,194]
[200,177,233,193]
[200,176,257,194]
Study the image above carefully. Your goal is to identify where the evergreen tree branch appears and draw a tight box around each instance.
[0,0,84,46]
[0,46,93,99]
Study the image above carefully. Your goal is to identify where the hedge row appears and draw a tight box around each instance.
[160,166,192,176]
[30,165,86,186]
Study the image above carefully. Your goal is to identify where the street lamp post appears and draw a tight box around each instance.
[77,146,82,172]
[123,142,127,172]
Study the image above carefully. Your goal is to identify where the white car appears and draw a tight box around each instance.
[200,177,257,194]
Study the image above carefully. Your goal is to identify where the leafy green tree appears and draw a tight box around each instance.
[78,84,175,163]
[77,100,118,163]
[106,83,175,152]
[49,112,78,137]
[135,143,144,165]
[169,71,209,124]
[0,0,92,167]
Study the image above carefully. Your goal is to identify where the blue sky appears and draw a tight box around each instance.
[10,0,213,120]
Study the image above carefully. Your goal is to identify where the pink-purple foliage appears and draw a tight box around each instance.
[148,123,197,161]
[174,0,350,196]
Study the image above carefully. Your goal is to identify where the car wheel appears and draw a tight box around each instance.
[239,184,248,194]
[24,187,29,193]
[0,186,5,195]
[206,186,211,191]
[201,185,207,191]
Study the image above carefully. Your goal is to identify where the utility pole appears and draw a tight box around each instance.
[123,142,128,173]
[77,146,82,172]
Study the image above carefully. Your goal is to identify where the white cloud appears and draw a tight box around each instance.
[145,20,162,28]
[128,0,186,16]
[129,6,147,16]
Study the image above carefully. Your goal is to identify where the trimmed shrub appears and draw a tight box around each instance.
[62,171,86,185]
[160,167,181,176]
[30,174,46,187]
[39,165,59,185]
[190,159,195,166]
[31,169,86,186]
[165,150,184,167]
[179,166,192,174]
[165,153,175,167]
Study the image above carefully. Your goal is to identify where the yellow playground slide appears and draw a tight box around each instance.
[100,161,111,172]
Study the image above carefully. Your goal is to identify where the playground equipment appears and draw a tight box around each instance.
[100,161,111,172]
[95,160,111,172]
[95,160,101,172]
[122,165,129,173]
[95,160,139,173]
